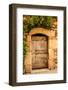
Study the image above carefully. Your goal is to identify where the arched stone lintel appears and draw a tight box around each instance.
[29,28,55,37]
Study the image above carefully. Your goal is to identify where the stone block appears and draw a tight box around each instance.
[48,59,56,70]
[24,64,32,74]
[24,54,32,73]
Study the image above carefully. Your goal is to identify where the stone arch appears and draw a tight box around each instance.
[29,28,55,37]
[24,28,56,73]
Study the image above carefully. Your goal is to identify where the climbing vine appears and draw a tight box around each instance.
[23,15,57,56]
[23,15,53,33]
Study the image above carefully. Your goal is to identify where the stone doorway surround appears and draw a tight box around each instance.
[24,28,56,74]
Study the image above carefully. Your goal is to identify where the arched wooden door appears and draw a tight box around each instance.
[31,34,48,69]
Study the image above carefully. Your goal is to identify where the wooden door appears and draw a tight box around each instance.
[31,34,48,69]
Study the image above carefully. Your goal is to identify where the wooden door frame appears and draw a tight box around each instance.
[31,34,48,69]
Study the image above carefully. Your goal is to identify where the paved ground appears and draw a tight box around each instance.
[31,68,57,74]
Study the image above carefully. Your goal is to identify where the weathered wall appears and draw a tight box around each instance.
[24,18,57,73]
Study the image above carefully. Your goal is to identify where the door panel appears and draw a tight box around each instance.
[31,34,48,69]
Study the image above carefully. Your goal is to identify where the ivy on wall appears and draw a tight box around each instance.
[23,15,57,56]
[23,15,53,33]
